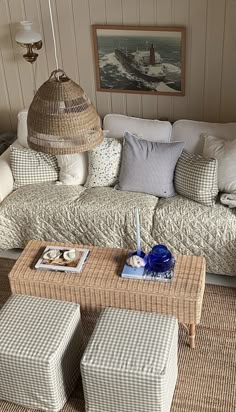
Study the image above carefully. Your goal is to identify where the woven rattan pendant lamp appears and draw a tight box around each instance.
[27,0,103,155]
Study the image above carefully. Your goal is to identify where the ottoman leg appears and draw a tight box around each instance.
[189,324,196,349]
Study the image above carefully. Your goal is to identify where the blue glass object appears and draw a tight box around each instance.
[145,244,174,272]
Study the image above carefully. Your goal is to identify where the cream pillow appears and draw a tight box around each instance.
[17,110,29,148]
[56,153,88,185]
[203,135,236,193]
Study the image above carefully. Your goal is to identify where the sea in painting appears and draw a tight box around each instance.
[97,32,183,93]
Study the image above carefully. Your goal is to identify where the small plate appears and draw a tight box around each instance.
[43,249,61,261]
[63,249,76,262]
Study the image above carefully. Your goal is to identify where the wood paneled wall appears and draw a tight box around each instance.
[0,0,236,132]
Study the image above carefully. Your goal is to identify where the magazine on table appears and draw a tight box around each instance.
[35,245,90,273]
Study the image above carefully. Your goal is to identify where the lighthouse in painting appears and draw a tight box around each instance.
[149,44,155,65]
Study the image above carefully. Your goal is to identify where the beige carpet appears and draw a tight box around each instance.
[0,258,236,412]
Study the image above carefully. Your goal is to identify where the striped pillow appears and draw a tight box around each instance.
[10,145,59,189]
[174,150,218,206]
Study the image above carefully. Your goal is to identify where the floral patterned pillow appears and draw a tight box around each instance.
[85,137,123,188]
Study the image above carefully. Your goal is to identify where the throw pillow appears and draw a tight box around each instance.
[116,131,184,197]
[56,153,88,185]
[85,137,122,188]
[10,145,59,189]
[203,134,236,193]
[174,150,218,206]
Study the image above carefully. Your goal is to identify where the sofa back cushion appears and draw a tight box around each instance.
[171,120,236,154]
[103,114,172,142]
[0,147,14,203]
[203,134,236,193]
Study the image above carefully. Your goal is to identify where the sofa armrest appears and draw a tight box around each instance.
[0,147,14,202]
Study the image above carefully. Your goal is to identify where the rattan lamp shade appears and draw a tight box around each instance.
[27,69,103,154]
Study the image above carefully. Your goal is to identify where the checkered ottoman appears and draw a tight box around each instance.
[81,307,178,412]
[0,294,83,411]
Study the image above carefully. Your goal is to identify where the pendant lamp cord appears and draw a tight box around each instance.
[48,0,59,70]
[32,61,37,95]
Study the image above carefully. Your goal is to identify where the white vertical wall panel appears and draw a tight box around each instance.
[220,0,236,122]
[0,50,12,130]
[156,0,173,121]
[55,0,79,83]
[203,0,226,122]
[89,0,112,118]
[105,0,126,115]
[172,0,190,121]
[8,0,35,109]
[72,0,96,104]
[140,0,158,120]
[23,0,49,90]
[188,0,208,121]
[122,0,142,118]
[0,0,236,132]
[0,0,24,130]
[40,0,62,74]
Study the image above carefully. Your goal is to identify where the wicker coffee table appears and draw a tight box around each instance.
[9,240,205,349]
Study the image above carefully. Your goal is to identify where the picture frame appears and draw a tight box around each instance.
[92,25,186,96]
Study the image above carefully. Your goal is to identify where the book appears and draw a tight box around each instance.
[121,262,175,282]
[35,245,90,273]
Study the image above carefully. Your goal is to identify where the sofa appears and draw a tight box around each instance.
[0,113,236,276]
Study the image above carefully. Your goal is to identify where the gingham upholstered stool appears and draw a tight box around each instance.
[81,307,178,412]
[0,294,83,412]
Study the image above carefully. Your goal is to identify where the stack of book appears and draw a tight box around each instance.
[121,261,175,282]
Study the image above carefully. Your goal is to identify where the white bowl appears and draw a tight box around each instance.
[43,249,61,261]
[63,249,76,262]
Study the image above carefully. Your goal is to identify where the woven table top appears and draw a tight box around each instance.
[9,240,205,299]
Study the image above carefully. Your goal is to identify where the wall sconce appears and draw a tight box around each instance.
[15,21,42,64]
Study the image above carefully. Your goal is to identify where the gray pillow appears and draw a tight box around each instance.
[116,132,184,197]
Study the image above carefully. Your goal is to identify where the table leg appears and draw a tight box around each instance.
[189,324,196,349]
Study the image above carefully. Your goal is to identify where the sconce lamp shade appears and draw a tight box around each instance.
[15,21,42,44]
[15,21,43,63]
[27,70,103,155]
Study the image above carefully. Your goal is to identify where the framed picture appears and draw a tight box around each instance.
[92,25,186,96]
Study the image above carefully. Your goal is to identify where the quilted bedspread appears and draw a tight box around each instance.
[0,183,236,275]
